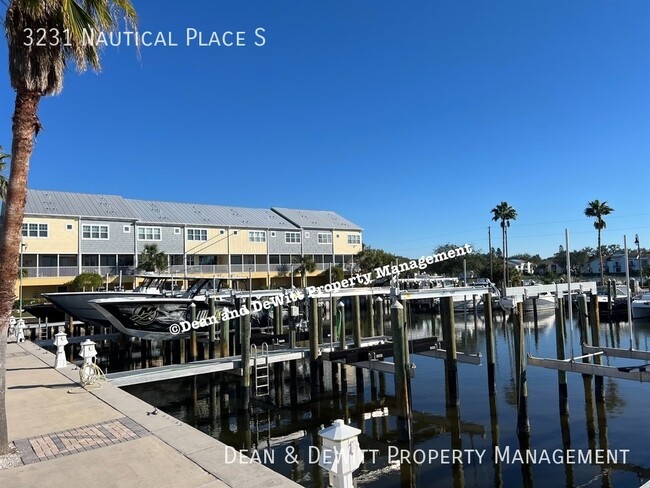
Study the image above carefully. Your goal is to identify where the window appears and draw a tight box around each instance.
[347,234,361,245]
[219,230,225,235]
[66,224,73,231]
[187,228,208,241]
[233,230,239,235]
[285,232,301,244]
[22,223,48,238]
[305,232,310,238]
[137,226,162,241]
[82,224,109,240]
[174,228,181,235]
[123,225,131,233]
[318,233,332,244]
[249,231,266,243]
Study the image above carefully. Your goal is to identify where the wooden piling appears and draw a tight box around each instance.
[369,295,375,338]
[375,297,384,336]
[353,295,362,347]
[440,296,459,407]
[532,297,538,327]
[189,303,198,362]
[220,312,230,358]
[209,296,217,359]
[513,304,530,436]
[234,297,241,356]
[607,280,612,315]
[391,300,412,440]
[555,296,569,416]
[330,297,337,343]
[240,297,252,411]
[274,304,282,336]
[588,294,604,402]
[338,301,346,350]
[309,297,320,392]
[484,293,496,396]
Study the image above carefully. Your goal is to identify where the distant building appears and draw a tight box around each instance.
[535,259,565,275]
[507,259,533,274]
[586,253,650,275]
[4,189,363,298]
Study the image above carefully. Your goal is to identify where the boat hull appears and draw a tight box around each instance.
[90,297,233,340]
[43,292,160,327]
[23,303,66,323]
[632,299,650,319]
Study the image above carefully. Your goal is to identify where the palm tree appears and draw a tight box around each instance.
[295,255,317,287]
[0,148,9,200]
[138,244,168,273]
[491,201,517,294]
[0,0,137,455]
[584,199,614,286]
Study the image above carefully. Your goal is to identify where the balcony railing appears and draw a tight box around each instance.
[22,266,79,278]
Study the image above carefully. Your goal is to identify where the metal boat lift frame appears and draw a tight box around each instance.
[528,232,650,383]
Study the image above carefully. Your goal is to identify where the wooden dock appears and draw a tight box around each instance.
[107,348,310,387]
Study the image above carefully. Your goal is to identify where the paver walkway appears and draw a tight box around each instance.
[1,338,302,488]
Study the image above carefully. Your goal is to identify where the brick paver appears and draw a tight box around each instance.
[12,418,150,465]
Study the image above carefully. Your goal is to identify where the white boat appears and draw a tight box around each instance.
[632,293,650,319]
[43,274,205,327]
[522,291,556,313]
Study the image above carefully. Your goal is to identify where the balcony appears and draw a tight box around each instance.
[22,266,134,278]
[22,266,78,278]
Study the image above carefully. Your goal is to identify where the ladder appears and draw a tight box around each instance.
[252,342,270,397]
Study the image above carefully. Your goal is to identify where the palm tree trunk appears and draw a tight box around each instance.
[0,90,42,454]
[598,229,603,286]
[502,224,507,295]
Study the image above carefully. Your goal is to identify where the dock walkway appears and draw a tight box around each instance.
[0,338,301,488]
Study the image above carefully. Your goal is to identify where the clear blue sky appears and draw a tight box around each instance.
[1,1,649,259]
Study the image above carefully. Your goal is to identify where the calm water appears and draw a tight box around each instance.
[111,306,650,488]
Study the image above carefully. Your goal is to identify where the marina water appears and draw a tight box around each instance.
[109,308,650,488]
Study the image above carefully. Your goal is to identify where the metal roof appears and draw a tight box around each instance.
[125,198,298,229]
[25,190,136,219]
[272,207,362,231]
[22,190,313,229]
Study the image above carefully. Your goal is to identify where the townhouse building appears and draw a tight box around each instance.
[12,190,362,299]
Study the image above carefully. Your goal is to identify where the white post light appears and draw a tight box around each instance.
[318,419,363,488]
[54,332,69,369]
[15,318,26,342]
[79,339,98,386]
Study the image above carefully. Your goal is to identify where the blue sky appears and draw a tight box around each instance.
[1,1,649,259]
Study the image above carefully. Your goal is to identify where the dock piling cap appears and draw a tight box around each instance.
[319,419,361,441]
[391,300,403,310]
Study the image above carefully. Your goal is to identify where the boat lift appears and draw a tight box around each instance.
[528,232,650,382]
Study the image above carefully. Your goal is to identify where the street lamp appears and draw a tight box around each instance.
[19,240,27,318]
[635,234,642,288]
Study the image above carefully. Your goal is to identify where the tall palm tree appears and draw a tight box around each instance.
[0,0,137,455]
[0,148,9,200]
[491,201,517,294]
[138,244,168,273]
[584,199,614,286]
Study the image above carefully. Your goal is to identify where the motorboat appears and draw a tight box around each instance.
[89,278,234,340]
[522,291,556,313]
[632,293,650,319]
[42,274,205,328]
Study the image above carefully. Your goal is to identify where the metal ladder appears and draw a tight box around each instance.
[252,342,270,397]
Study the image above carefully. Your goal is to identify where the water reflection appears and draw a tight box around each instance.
[106,306,650,488]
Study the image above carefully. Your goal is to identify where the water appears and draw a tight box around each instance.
[112,307,650,488]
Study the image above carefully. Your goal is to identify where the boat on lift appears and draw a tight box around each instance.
[42,274,202,328]
[89,278,234,340]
